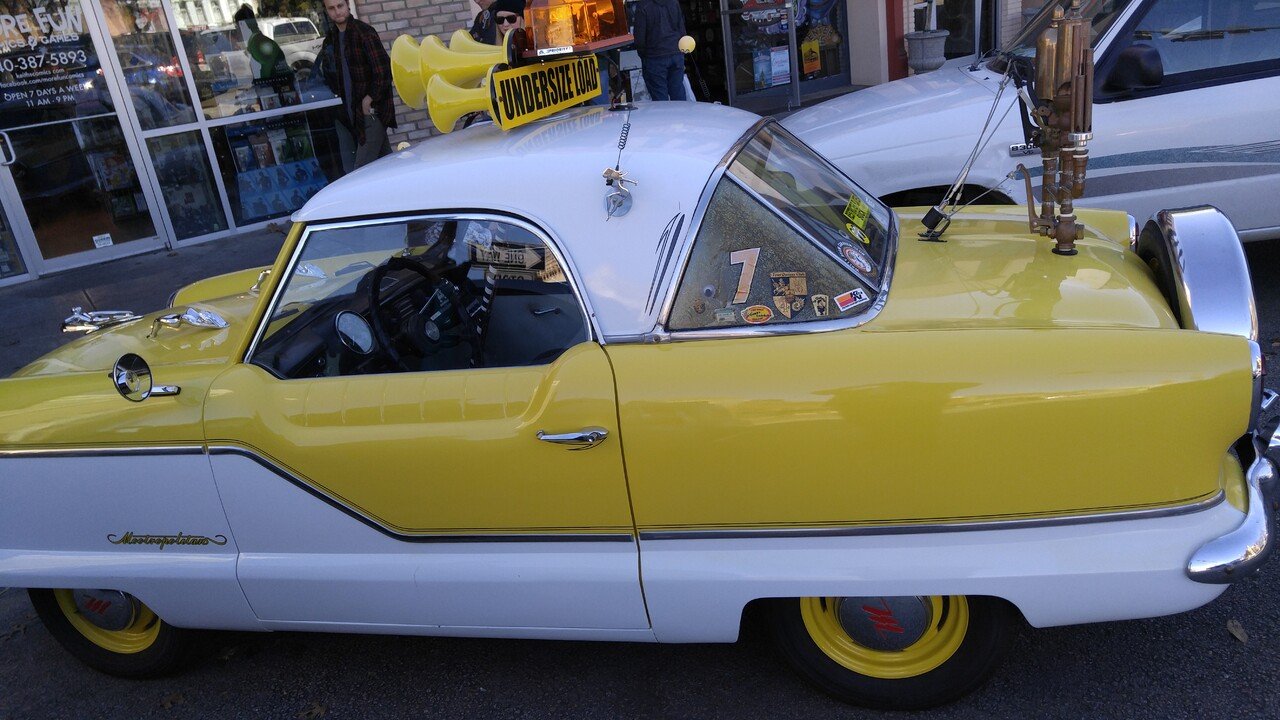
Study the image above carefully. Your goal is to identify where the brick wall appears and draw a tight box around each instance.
[354,0,475,145]
[1000,0,1025,45]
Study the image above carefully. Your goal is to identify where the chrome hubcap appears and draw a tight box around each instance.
[71,589,139,632]
[836,596,933,651]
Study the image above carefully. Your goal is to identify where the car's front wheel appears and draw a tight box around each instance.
[769,595,1017,710]
[29,588,194,677]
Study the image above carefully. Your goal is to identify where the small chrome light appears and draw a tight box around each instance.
[1127,213,1139,252]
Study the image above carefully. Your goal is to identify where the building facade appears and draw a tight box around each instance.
[0,0,1026,287]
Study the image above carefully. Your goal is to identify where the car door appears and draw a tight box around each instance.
[1087,0,1280,237]
[202,214,649,632]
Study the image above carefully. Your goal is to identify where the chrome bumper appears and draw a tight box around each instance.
[1186,409,1279,584]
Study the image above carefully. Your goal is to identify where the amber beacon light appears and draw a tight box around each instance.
[523,0,633,58]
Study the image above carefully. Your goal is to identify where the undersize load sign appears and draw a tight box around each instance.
[490,55,600,131]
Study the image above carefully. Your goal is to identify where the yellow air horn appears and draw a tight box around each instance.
[390,35,427,109]
[426,73,495,134]
[391,31,513,111]
[421,33,508,88]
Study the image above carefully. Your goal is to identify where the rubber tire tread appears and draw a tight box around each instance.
[768,596,1018,711]
[28,589,195,678]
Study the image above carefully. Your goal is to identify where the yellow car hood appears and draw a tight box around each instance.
[12,292,262,378]
[873,209,1178,332]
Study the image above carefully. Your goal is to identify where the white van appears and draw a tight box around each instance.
[783,0,1280,241]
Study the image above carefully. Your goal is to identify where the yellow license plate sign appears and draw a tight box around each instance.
[490,55,601,131]
[843,194,871,231]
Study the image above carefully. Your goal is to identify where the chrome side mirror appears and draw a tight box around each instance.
[111,354,180,402]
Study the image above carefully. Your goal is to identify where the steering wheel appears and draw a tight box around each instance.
[367,256,484,370]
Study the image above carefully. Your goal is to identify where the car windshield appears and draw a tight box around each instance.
[990,0,1128,69]
[729,124,895,287]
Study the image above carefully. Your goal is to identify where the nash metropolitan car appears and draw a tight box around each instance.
[0,102,1275,710]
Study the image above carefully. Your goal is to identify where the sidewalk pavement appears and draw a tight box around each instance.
[0,226,288,377]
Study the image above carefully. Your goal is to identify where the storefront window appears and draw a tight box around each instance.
[209,110,334,225]
[0,0,116,129]
[732,0,793,96]
[100,0,198,130]
[798,0,846,83]
[174,0,334,120]
[147,131,229,239]
[10,116,156,259]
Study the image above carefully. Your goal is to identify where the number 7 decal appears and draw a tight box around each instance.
[729,248,760,305]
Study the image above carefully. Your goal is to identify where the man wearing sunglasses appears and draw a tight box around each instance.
[321,0,396,172]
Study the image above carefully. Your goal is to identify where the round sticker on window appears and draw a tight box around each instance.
[837,241,874,276]
[742,305,774,324]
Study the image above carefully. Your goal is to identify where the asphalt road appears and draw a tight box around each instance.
[2,241,1279,720]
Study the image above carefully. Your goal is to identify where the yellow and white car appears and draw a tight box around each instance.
[0,102,1274,711]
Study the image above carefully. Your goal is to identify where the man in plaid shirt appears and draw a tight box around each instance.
[321,0,397,172]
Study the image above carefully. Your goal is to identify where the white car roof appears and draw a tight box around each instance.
[295,102,764,339]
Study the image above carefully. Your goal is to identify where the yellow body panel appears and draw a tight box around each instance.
[607,327,1249,531]
[203,342,633,534]
[170,266,269,307]
[879,209,1175,332]
[0,364,214,447]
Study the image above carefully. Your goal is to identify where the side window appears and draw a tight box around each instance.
[668,179,875,331]
[1130,0,1280,76]
[251,216,588,379]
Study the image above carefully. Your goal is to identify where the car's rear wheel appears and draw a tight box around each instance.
[769,595,1016,710]
[29,588,194,677]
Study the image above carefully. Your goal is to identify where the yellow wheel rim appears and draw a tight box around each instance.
[800,596,969,680]
[54,589,161,654]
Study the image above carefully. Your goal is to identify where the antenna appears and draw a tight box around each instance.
[921,0,1093,255]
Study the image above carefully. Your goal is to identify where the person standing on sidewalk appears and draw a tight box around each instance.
[321,0,396,173]
[469,0,498,44]
[632,0,687,101]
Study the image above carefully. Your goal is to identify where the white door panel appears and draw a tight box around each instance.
[210,452,651,629]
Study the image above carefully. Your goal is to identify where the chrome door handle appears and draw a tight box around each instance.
[0,131,14,166]
[536,426,609,450]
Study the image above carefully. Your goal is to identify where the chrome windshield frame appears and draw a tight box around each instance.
[242,211,603,369]
[644,120,899,344]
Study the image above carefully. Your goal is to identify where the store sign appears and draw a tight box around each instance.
[490,55,600,131]
[0,1,105,128]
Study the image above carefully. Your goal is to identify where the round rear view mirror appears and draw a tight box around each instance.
[112,353,154,402]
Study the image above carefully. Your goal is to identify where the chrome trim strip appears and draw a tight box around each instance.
[207,445,634,544]
[638,492,1225,541]
[0,446,206,458]
[645,212,685,316]
[242,211,603,363]
[644,120,900,344]
[1249,340,1264,431]
[645,117,770,341]
[1136,206,1258,341]
[1187,425,1278,583]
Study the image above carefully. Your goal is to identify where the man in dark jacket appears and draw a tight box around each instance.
[320,0,396,172]
[632,0,687,101]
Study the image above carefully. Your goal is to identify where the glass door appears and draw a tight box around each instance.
[720,0,800,113]
[0,191,26,282]
[0,0,161,271]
